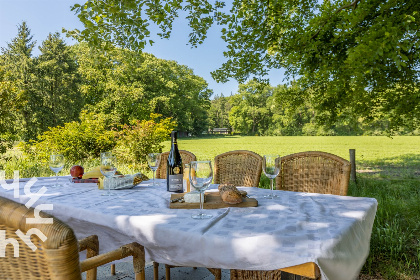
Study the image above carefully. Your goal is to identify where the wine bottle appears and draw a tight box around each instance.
[167,131,183,192]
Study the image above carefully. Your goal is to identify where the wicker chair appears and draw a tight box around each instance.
[214,150,263,188]
[229,152,350,280]
[0,196,146,280]
[155,150,197,179]
[276,151,351,196]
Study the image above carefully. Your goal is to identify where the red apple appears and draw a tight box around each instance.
[70,165,84,179]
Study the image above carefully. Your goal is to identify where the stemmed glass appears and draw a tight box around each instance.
[189,161,213,219]
[146,153,161,186]
[100,152,117,196]
[49,153,65,188]
[263,155,280,199]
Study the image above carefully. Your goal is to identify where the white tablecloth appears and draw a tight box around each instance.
[0,176,377,280]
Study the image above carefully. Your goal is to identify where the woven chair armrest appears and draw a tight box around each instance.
[78,235,99,257]
[80,242,145,274]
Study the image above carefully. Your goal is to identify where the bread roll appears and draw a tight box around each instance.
[218,184,243,204]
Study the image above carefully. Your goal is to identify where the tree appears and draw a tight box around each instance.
[0,21,37,140]
[0,67,21,153]
[69,0,420,131]
[208,94,232,130]
[35,32,82,132]
[74,43,212,135]
[228,80,272,135]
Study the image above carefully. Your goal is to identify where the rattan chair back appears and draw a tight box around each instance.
[156,150,197,179]
[0,196,82,280]
[276,151,351,196]
[214,150,263,188]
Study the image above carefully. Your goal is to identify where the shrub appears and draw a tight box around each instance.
[0,133,16,154]
[20,111,116,163]
[114,114,175,171]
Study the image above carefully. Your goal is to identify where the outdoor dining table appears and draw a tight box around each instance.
[0,176,378,280]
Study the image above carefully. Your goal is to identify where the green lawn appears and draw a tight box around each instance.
[164,135,420,176]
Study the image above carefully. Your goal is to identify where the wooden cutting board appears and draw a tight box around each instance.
[169,192,258,209]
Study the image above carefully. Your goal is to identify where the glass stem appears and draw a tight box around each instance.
[199,190,203,215]
[152,170,155,185]
[270,178,274,197]
[55,172,58,187]
[107,177,111,196]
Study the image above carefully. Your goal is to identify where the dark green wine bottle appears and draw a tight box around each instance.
[167,131,183,192]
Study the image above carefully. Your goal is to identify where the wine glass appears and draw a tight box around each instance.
[189,161,213,219]
[263,155,280,199]
[100,152,117,196]
[49,153,65,188]
[147,153,161,186]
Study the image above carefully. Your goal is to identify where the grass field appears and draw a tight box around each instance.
[1,135,420,279]
[164,135,420,177]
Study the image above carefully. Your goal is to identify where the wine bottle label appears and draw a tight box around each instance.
[168,174,183,191]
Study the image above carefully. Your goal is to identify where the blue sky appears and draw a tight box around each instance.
[0,0,285,97]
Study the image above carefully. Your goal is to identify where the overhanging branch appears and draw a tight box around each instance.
[311,0,361,40]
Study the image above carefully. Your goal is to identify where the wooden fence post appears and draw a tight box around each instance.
[349,149,357,183]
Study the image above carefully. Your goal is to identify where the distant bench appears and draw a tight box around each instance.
[209,128,230,134]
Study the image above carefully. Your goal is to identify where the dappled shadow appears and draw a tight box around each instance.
[356,153,420,178]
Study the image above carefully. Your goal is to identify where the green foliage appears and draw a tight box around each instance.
[114,114,176,171]
[34,32,82,131]
[214,0,420,131]
[65,0,222,51]
[71,0,420,131]
[1,24,82,141]
[20,111,116,163]
[220,82,419,136]
[1,23,212,145]
[0,70,21,153]
[74,43,211,134]
[208,94,232,130]
[0,21,37,140]
[228,80,273,135]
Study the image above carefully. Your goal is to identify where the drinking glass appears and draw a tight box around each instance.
[49,154,65,188]
[146,153,161,186]
[100,152,117,196]
[263,155,280,199]
[189,161,213,219]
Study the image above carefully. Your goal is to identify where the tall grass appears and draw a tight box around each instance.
[350,177,420,279]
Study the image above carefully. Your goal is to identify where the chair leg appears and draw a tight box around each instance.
[111,264,116,275]
[153,262,159,280]
[85,250,98,280]
[135,269,146,280]
[165,264,171,280]
[208,268,222,280]
[214,269,221,280]
[79,235,99,280]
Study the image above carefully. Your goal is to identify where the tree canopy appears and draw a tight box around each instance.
[0,22,211,147]
[69,0,420,131]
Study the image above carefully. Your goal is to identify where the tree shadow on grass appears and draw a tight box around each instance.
[356,154,420,179]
